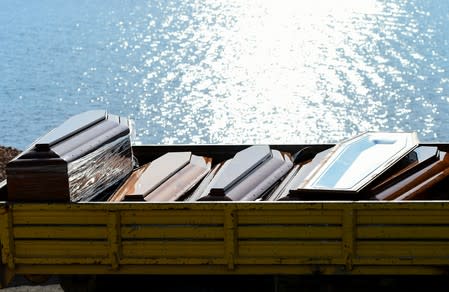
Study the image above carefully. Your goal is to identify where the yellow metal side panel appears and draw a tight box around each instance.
[0,207,14,270]
[357,241,449,258]
[2,201,449,278]
[342,207,356,271]
[237,210,342,225]
[13,226,108,239]
[0,204,8,265]
[121,210,224,225]
[224,207,237,270]
[121,226,224,239]
[238,226,341,239]
[15,240,109,258]
[357,226,449,239]
[14,258,110,265]
[0,203,13,288]
[121,241,224,258]
[108,211,121,270]
[238,241,342,258]
[12,210,108,225]
[357,209,449,225]
[354,202,449,268]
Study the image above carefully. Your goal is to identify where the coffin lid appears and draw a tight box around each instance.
[16,110,130,162]
[298,131,419,193]
[209,145,272,195]
[35,110,107,151]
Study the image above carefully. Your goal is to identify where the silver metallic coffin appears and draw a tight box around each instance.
[6,110,134,202]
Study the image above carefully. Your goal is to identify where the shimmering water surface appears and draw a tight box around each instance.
[1,0,449,149]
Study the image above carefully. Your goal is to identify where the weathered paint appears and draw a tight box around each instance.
[1,201,449,287]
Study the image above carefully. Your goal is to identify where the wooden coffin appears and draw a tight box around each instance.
[108,152,212,202]
[375,150,449,200]
[6,110,134,202]
[265,148,334,201]
[193,145,293,201]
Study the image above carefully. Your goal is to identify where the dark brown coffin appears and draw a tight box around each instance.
[6,110,134,202]
[375,150,449,200]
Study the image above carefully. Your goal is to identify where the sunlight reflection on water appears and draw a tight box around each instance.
[1,0,449,148]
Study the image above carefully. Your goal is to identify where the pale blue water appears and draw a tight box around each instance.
[1,0,449,150]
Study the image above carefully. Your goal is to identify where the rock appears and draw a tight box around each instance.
[0,146,21,181]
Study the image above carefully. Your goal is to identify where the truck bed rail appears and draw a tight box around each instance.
[2,201,449,287]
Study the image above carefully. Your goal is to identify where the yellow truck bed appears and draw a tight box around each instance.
[1,145,449,288]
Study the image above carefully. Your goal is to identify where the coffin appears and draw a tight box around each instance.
[192,145,293,201]
[270,132,420,200]
[374,149,449,200]
[108,152,212,202]
[6,110,134,202]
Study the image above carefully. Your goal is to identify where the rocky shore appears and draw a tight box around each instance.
[0,146,21,181]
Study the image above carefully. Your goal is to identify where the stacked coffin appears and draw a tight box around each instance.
[102,132,449,202]
[6,109,449,203]
[266,132,449,201]
[371,146,449,200]
[109,145,293,202]
[6,110,134,202]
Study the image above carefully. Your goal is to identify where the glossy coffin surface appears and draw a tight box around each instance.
[109,152,191,201]
[196,145,293,201]
[369,146,440,197]
[209,145,272,196]
[284,132,419,200]
[109,152,212,202]
[6,110,133,202]
[266,148,333,201]
[376,150,449,201]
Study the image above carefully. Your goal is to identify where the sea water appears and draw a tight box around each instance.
[1,0,449,150]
